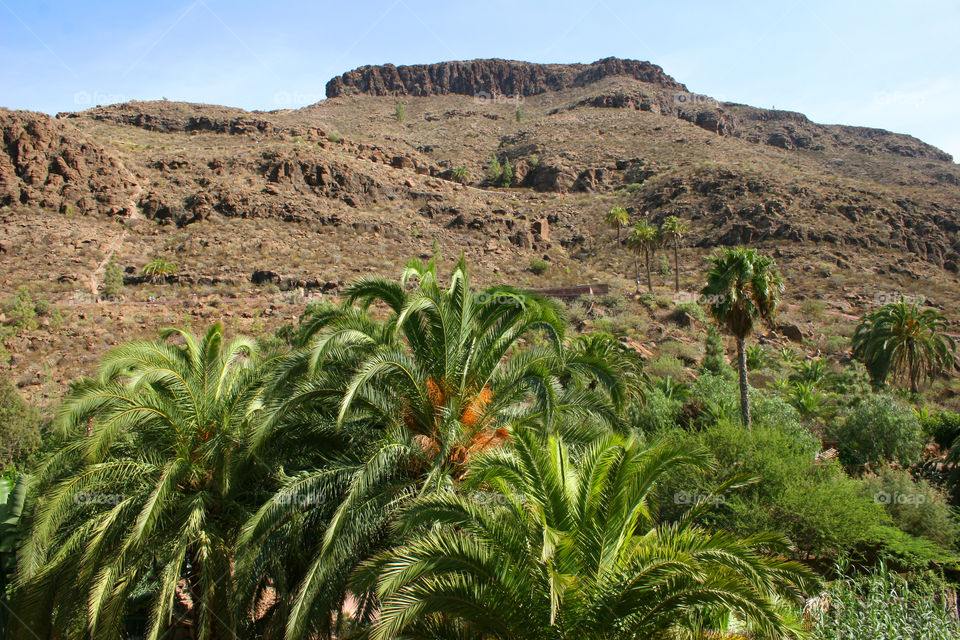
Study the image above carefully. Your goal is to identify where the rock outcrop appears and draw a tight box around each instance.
[325,57,686,98]
[0,109,141,216]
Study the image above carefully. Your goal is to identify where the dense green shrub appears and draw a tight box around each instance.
[830,394,925,468]
[634,388,682,434]
[859,468,959,548]
[0,380,42,471]
[701,325,734,378]
[528,257,548,275]
[920,409,960,451]
[103,257,124,296]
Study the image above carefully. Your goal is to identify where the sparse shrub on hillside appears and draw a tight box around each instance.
[103,257,124,296]
[670,300,705,324]
[485,153,501,184]
[514,107,522,122]
[830,394,925,469]
[394,100,406,122]
[499,157,513,187]
[5,287,40,332]
[657,254,671,276]
[528,256,548,275]
[326,132,341,143]
[801,298,827,321]
[451,165,471,184]
[599,293,626,313]
[645,354,686,381]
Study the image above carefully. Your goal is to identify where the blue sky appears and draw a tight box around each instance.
[2,0,958,160]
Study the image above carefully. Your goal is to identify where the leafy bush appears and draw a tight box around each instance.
[326,132,341,143]
[451,165,471,184]
[859,468,959,548]
[830,395,925,468]
[0,379,42,470]
[644,355,686,381]
[633,388,681,433]
[670,300,705,324]
[499,157,514,187]
[809,561,960,639]
[528,257,548,275]
[801,298,827,321]
[5,287,39,332]
[701,325,734,379]
[920,409,960,451]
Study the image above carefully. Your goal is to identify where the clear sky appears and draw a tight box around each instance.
[2,0,958,160]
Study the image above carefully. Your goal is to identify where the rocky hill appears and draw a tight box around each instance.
[1,57,959,406]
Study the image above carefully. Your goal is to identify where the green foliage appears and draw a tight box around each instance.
[920,409,960,450]
[528,256,549,275]
[1,472,27,636]
[514,107,522,122]
[326,131,341,143]
[362,430,817,640]
[141,257,177,283]
[5,287,39,332]
[634,387,682,433]
[102,256,124,296]
[0,380,42,471]
[830,394,925,469]
[431,236,442,262]
[701,325,734,378]
[745,344,773,370]
[451,165,470,184]
[860,468,959,549]
[394,100,406,122]
[809,561,960,639]
[852,297,956,392]
[486,153,502,183]
[498,156,513,186]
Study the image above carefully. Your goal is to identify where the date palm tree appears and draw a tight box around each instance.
[142,257,177,284]
[852,297,957,393]
[12,323,278,640]
[660,215,689,292]
[627,219,660,293]
[363,428,816,640]
[605,206,630,244]
[701,248,784,428]
[237,258,632,639]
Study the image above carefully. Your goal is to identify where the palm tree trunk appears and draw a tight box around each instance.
[616,224,621,245]
[673,240,680,293]
[645,249,653,293]
[736,336,751,429]
[633,255,640,292]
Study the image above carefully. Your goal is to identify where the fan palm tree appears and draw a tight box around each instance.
[605,206,630,244]
[627,219,660,293]
[237,258,632,639]
[701,248,784,428]
[660,215,689,293]
[852,297,957,393]
[362,428,816,640]
[12,323,278,640]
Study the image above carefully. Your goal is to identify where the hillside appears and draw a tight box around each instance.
[1,57,959,406]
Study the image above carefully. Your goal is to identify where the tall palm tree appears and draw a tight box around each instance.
[605,206,630,244]
[13,323,277,640]
[701,248,784,428]
[627,220,660,293]
[362,428,816,640]
[852,297,957,393]
[660,215,689,293]
[237,258,631,639]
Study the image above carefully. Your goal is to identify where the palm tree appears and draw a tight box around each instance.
[852,297,957,393]
[237,258,631,638]
[627,220,660,293]
[13,323,277,640]
[0,473,27,638]
[142,257,177,284]
[362,428,816,640]
[605,206,630,244]
[660,215,689,293]
[701,248,784,428]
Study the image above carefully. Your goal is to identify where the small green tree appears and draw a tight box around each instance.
[499,157,513,187]
[515,107,522,122]
[486,154,502,184]
[605,206,630,244]
[102,256,124,296]
[701,248,784,428]
[395,100,406,122]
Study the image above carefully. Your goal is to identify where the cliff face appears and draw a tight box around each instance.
[325,57,687,98]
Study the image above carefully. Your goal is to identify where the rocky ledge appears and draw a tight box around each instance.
[325,57,687,98]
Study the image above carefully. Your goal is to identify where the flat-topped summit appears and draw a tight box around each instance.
[325,57,687,98]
